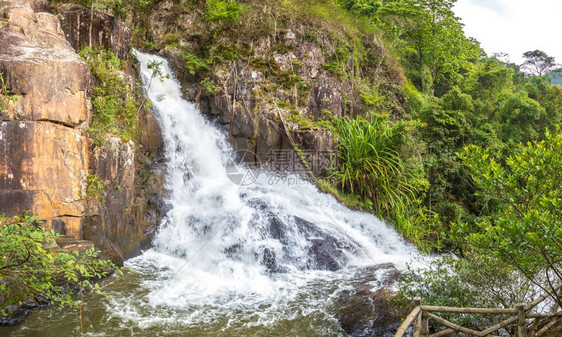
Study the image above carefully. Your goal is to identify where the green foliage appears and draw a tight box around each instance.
[360,86,385,109]
[205,0,243,24]
[86,174,105,201]
[377,0,480,95]
[287,112,333,130]
[496,92,545,145]
[0,72,7,111]
[322,62,344,77]
[200,77,220,94]
[398,254,536,330]
[332,116,420,216]
[0,214,119,309]
[460,129,562,304]
[336,0,382,19]
[142,40,158,52]
[162,32,182,46]
[179,48,210,76]
[79,46,141,143]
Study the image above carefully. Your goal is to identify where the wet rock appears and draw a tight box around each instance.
[261,247,280,273]
[333,265,410,337]
[0,296,50,326]
[84,137,163,265]
[247,198,356,272]
[307,238,344,271]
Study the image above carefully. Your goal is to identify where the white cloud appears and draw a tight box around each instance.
[468,0,509,16]
[454,0,562,65]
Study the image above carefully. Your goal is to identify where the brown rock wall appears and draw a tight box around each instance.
[0,121,87,227]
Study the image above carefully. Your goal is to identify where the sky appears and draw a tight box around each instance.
[453,0,562,65]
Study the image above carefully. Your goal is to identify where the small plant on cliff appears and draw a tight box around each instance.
[0,213,119,311]
[0,72,8,111]
[205,0,243,24]
[79,46,141,143]
[179,48,210,76]
[86,173,105,201]
[200,77,220,94]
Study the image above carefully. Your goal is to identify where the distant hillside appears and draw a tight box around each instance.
[549,69,562,85]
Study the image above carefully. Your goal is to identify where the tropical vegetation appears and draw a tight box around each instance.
[0,214,118,311]
[39,0,562,326]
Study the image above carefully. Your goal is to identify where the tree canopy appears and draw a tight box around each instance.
[521,50,559,77]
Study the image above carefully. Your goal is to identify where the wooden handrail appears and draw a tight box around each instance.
[533,318,561,337]
[394,284,561,337]
[478,315,518,336]
[527,310,562,318]
[394,305,421,337]
[428,328,454,337]
[421,305,517,314]
[426,312,486,336]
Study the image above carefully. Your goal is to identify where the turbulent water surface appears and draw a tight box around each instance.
[3,53,420,336]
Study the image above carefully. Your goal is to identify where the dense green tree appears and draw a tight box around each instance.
[460,129,562,305]
[377,0,479,95]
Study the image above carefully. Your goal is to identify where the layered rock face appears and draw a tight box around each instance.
[56,3,131,60]
[0,0,163,265]
[0,0,90,237]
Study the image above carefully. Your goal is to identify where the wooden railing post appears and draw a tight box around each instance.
[420,312,429,337]
[516,303,527,337]
[413,297,422,337]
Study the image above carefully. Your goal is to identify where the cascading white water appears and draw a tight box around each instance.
[119,52,421,333]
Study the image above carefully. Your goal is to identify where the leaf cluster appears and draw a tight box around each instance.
[0,214,119,310]
[79,46,142,144]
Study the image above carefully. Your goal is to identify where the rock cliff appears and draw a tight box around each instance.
[0,0,90,232]
[0,0,163,265]
[136,0,405,170]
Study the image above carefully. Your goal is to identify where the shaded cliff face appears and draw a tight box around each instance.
[55,3,131,61]
[0,0,164,265]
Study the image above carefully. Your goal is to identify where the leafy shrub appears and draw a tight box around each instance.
[205,0,243,24]
[0,214,119,308]
[332,116,418,216]
[86,174,105,201]
[162,32,182,46]
[79,46,141,143]
[336,0,382,18]
[0,72,7,111]
[179,48,210,75]
[200,77,220,94]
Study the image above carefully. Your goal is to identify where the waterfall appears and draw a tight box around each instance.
[121,52,420,331]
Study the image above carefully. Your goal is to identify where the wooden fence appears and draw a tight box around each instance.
[395,284,562,337]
